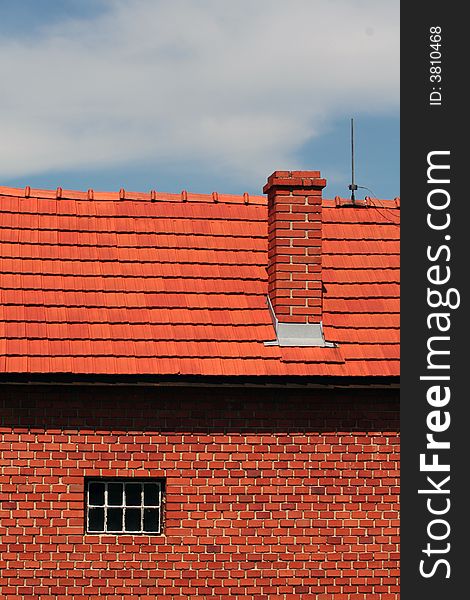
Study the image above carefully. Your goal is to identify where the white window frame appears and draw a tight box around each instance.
[86,479,163,534]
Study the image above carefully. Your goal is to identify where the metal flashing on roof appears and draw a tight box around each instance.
[265,296,336,348]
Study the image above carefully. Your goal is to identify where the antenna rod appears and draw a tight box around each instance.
[351,118,355,192]
[348,117,358,203]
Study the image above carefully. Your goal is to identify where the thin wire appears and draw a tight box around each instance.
[357,185,400,224]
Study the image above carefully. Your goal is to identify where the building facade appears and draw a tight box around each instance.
[1,171,399,599]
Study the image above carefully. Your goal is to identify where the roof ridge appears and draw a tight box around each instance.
[0,186,400,208]
[327,196,400,208]
[0,185,267,206]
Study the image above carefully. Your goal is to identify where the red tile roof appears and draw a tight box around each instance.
[0,186,399,378]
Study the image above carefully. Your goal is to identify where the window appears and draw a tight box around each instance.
[85,479,164,534]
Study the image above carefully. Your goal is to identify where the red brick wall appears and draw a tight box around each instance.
[0,384,399,599]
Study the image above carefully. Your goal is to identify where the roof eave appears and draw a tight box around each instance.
[0,372,400,389]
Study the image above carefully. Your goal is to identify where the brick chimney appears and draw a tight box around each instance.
[263,170,331,347]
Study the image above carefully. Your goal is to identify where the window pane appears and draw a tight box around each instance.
[143,508,159,533]
[125,508,141,532]
[88,507,105,532]
[144,483,160,506]
[107,508,123,532]
[89,482,105,506]
[86,479,163,535]
[125,483,141,506]
[108,483,123,506]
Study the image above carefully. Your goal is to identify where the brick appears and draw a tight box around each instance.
[0,384,399,599]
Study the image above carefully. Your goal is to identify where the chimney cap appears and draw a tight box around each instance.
[263,170,326,194]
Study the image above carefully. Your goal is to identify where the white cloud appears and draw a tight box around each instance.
[0,0,399,184]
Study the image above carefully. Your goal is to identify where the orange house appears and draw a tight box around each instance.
[0,171,399,599]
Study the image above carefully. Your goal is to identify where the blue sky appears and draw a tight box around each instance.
[0,0,399,199]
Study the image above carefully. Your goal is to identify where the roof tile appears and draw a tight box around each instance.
[0,186,399,377]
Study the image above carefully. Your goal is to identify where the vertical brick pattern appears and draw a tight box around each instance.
[264,170,327,324]
[0,385,399,599]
